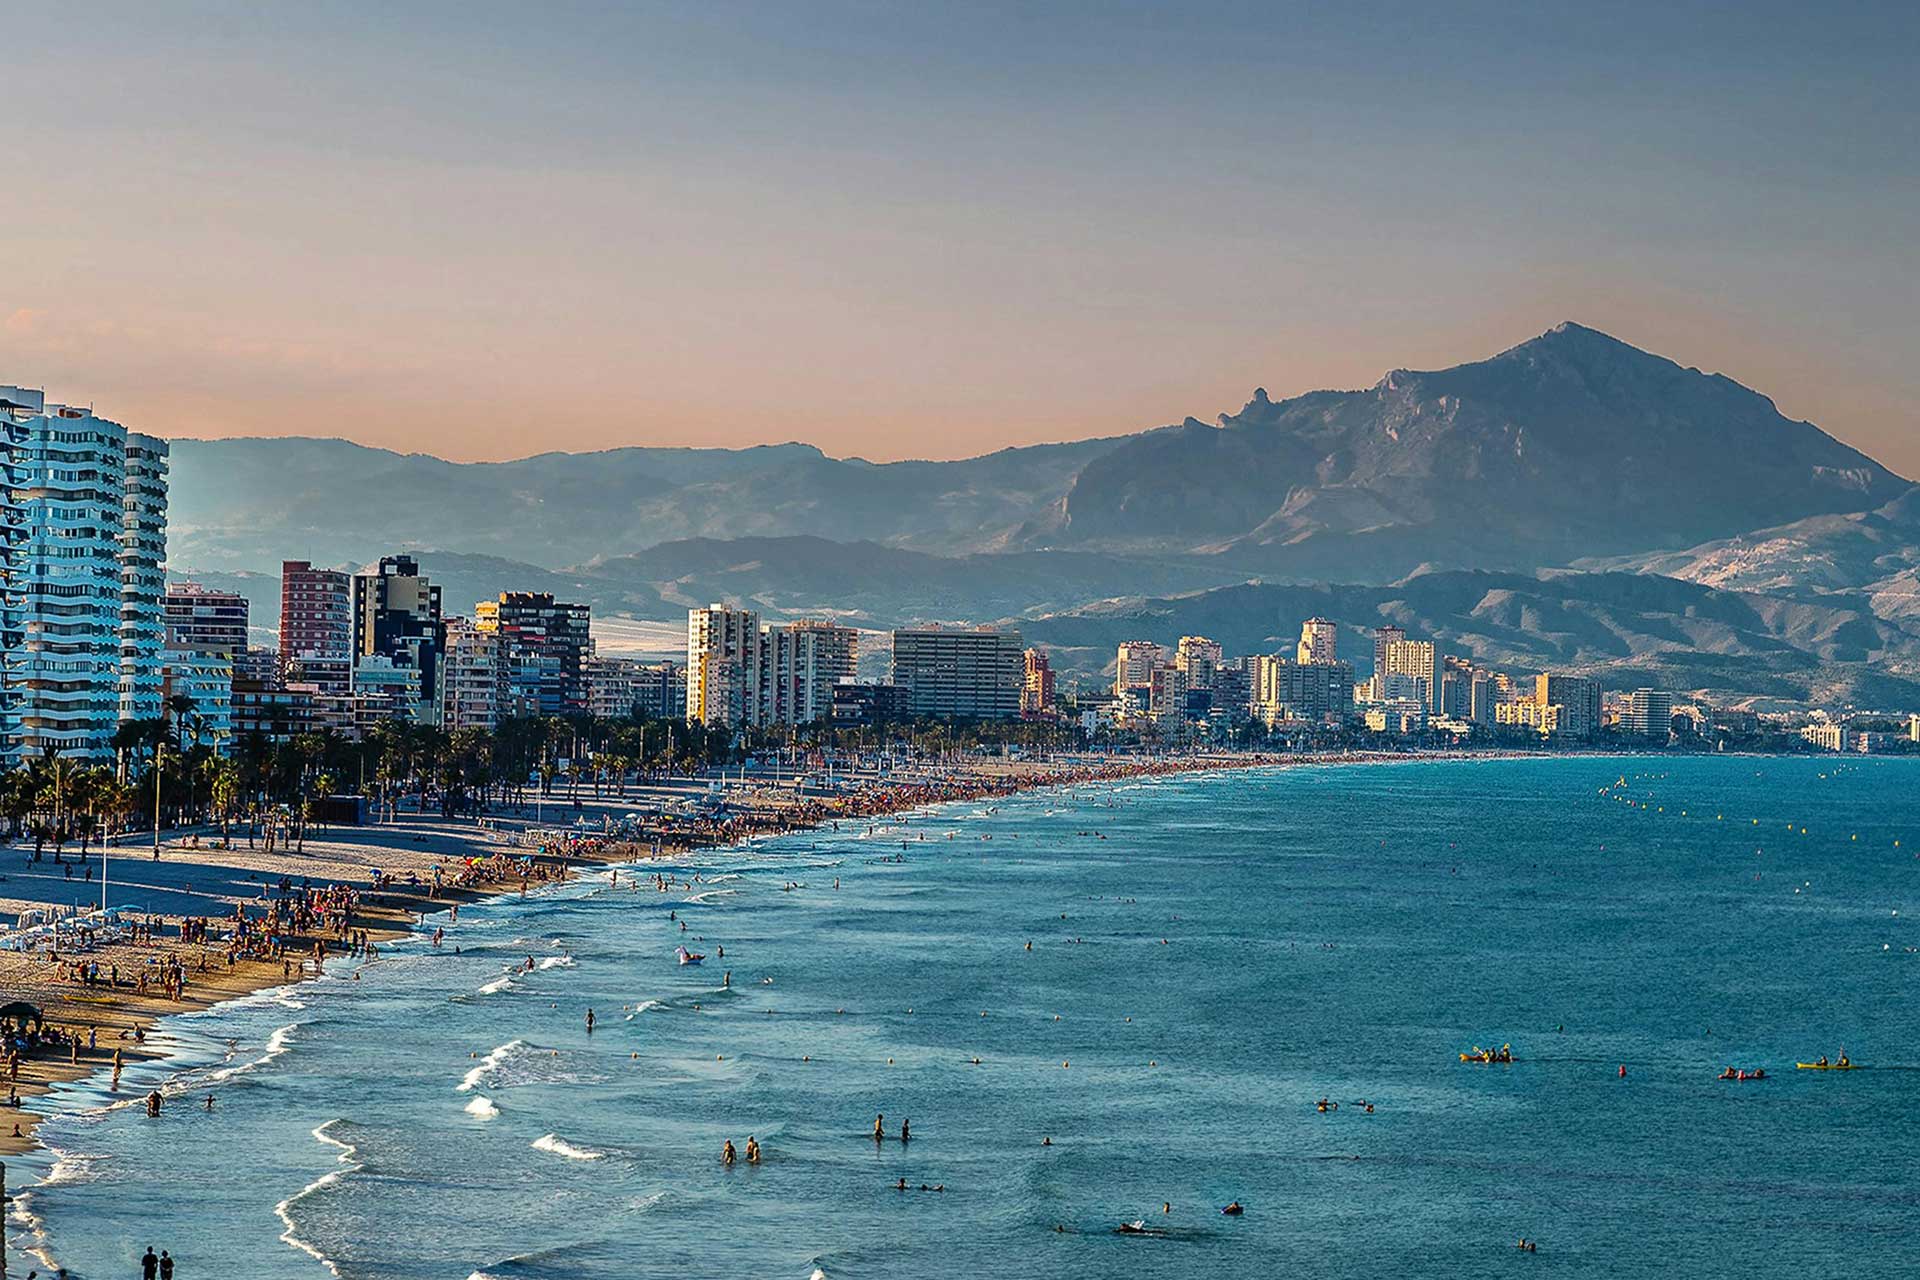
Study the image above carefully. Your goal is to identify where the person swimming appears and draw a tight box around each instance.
[1222,1201,1244,1215]
[745,1136,761,1164]
[722,1139,737,1166]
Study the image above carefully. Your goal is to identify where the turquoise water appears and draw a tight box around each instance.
[12,756,1920,1278]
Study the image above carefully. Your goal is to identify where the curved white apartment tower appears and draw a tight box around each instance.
[0,386,169,762]
[120,433,170,726]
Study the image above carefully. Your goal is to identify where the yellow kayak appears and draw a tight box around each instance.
[1795,1062,1858,1070]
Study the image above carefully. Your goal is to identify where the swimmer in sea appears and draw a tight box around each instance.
[722,1139,737,1166]
[874,1113,886,1141]
[900,1118,910,1142]
[745,1136,761,1164]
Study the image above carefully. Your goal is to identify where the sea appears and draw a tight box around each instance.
[8,755,1918,1279]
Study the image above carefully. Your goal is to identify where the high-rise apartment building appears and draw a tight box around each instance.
[476,591,592,717]
[1021,648,1056,718]
[1254,655,1355,725]
[587,654,642,721]
[1534,673,1602,740]
[440,616,503,732]
[1,387,170,760]
[1372,625,1406,681]
[1296,617,1338,666]
[1623,688,1673,740]
[164,582,249,656]
[686,606,853,727]
[687,605,763,727]
[765,620,857,726]
[280,560,354,691]
[352,555,443,722]
[1115,640,1166,697]
[891,627,1024,720]
[1175,635,1223,695]
[631,661,686,720]
[1378,637,1442,712]
[118,434,169,726]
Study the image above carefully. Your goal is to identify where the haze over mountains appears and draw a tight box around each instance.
[168,324,1920,706]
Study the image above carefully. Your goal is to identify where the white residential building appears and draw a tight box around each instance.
[1,387,168,761]
[119,433,169,725]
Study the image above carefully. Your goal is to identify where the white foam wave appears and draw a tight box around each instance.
[684,889,737,905]
[40,1147,106,1188]
[458,1039,525,1092]
[531,1132,604,1160]
[536,954,576,970]
[203,1020,301,1084]
[464,1095,500,1119]
[274,1119,359,1277]
[477,972,516,995]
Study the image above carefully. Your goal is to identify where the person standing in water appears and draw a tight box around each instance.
[722,1139,737,1166]
[873,1113,885,1141]
[585,1008,596,1033]
[900,1118,911,1143]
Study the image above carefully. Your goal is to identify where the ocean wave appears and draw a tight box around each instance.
[626,999,667,1020]
[458,1039,526,1092]
[464,1094,501,1119]
[201,1020,301,1084]
[537,954,576,970]
[39,1147,107,1188]
[531,1132,604,1161]
[684,889,737,905]
[274,1119,359,1277]
[477,972,516,995]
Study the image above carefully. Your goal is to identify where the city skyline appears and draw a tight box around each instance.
[3,4,1917,472]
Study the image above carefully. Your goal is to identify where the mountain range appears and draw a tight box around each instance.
[163,323,1919,707]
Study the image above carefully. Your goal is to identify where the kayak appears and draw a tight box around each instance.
[1459,1054,1515,1063]
[1795,1062,1858,1070]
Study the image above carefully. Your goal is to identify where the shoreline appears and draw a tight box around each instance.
[0,744,1592,1262]
[0,745,1581,1164]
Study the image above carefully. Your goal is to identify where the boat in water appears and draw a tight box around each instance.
[1459,1044,1515,1064]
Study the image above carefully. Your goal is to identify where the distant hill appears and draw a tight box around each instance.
[168,323,1906,588]
[1032,323,1908,573]
[165,436,1126,571]
[1577,486,1920,621]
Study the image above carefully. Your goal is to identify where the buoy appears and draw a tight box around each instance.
[1618,1064,1626,1078]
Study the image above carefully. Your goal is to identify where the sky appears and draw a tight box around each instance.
[2,2,1916,472]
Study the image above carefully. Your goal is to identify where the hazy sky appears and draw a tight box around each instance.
[3,2,1916,472]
